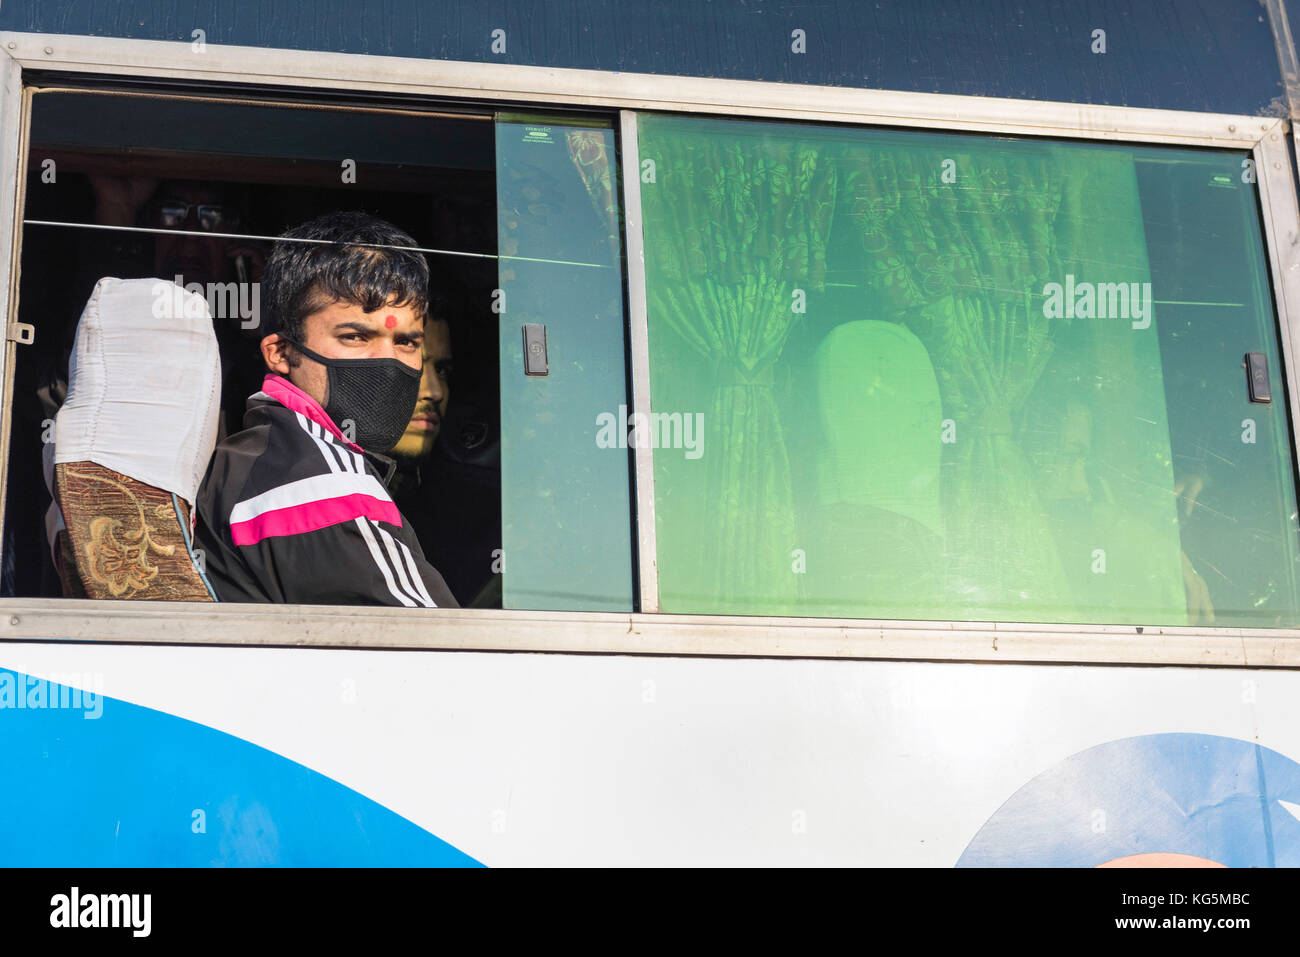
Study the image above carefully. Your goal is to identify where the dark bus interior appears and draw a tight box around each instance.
[2,88,504,606]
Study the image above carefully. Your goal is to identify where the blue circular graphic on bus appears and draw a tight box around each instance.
[958,733,1300,867]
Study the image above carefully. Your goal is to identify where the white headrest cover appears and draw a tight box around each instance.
[54,277,222,507]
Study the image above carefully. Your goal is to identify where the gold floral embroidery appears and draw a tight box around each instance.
[83,516,158,596]
[67,468,177,598]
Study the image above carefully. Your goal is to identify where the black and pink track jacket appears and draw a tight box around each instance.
[194,374,458,607]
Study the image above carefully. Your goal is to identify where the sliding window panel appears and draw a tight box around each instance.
[494,114,634,611]
[636,112,1300,627]
[4,90,503,601]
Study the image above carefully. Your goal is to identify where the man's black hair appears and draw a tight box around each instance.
[262,211,430,350]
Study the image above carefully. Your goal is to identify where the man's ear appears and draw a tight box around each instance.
[261,333,292,375]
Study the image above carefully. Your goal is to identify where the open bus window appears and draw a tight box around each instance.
[1,90,636,613]
[638,113,1300,627]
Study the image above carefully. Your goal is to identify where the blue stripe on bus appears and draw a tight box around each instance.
[0,668,482,867]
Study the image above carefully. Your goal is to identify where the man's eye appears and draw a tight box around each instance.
[435,362,454,378]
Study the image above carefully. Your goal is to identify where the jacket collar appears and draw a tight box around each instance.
[259,373,366,455]
[365,449,398,487]
[258,374,398,484]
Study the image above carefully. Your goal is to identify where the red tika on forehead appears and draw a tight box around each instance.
[384,314,397,329]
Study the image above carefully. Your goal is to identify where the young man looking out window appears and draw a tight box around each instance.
[195,212,458,607]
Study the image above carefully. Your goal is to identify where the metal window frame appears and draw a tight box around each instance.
[3,32,1300,668]
[617,110,660,613]
[0,49,25,560]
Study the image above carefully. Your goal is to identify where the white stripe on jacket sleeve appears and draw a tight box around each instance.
[353,517,417,607]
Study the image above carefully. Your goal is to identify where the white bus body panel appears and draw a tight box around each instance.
[1,642,1297,867]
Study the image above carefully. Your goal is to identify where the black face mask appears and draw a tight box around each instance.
[287,339,422,453]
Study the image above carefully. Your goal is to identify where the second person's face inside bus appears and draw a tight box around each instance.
[391,319,452,460]
[149,182,234,285]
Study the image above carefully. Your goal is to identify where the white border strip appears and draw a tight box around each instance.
[0,32,1275,148]
[3,599,1300,667]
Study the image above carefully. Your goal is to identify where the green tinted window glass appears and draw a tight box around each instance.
[638,113,1300,626]
[495,114,633,610]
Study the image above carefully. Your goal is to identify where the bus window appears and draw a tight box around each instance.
[0,89,636,613]
[637,113,1300,627]
[493,113,635,612]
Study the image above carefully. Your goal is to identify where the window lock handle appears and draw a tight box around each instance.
[1245,352,1271,404]
[523,323,548,376]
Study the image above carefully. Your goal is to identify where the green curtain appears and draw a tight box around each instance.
[839,147,1067,615]
[641,125,837,613]
[1034,147,1187,623]
[838,142,1185,622]
[638,116,1187,623]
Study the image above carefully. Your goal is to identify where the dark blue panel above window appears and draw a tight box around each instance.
[0,0,1285,116]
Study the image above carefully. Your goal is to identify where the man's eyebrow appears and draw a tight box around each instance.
[329,320,423,338]
[331,321,377,335]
